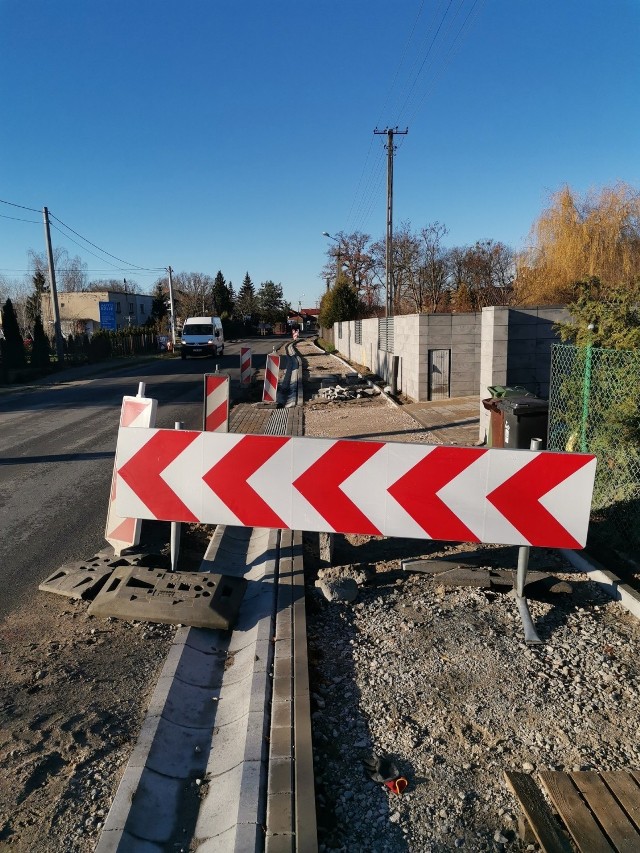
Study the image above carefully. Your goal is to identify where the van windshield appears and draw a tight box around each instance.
[184,324,213,335]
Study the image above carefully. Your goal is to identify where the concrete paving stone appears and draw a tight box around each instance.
[247,669,273,714]
[273,675,292,704]
[98,763,146,834]
[266,791,293,837]
[195,759,264,838]
[268,757,293,795]
[161,679,220,729]
[193,822,262,853]
[170,642,228,688]
[232,593,276,637]
[118,767,184,842]
[212,675,253,728]
[183,626,228,654]
[206,709,269,776]
[275,609,292,641]
[146,717,210,778]
[96,829,166,853]
[223,638,271,686]
[274,644,292,681]
[123,714,163,770]
[269,724,293,761]
[271,699,292,730]
[265,832,295,853]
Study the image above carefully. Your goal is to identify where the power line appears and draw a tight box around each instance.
[0,197,40,213]
[0,212,40,224]
[48,211,165,271]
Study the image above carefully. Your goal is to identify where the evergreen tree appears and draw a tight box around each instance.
[236,272,257,321]
[257,280,286,325]
[212,270,233,317]
[556,277,640,349]
[150,280,168,329]
[26,270,48,328]
[0,299,27,368]
[30,316,51,369]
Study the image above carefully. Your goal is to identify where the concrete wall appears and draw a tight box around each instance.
[328,306,569,442]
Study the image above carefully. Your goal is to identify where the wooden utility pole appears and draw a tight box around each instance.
[167,266,176,347]
[374,127,408,317]
[42,206,65,364]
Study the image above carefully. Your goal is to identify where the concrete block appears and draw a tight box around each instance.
[96,830,165,853]
[265,832,294,853]
[161,679,219,729]
[270,724,293,760]
[195,760,265,839]
[266,792,293,836]
[169,642,227,688]
[268,758,293,795]
[146,717,209,777]
[119,768,183,842]
[206,710,268,775]
[271,699,292,729]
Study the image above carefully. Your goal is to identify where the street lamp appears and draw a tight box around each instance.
[322,231,342,289]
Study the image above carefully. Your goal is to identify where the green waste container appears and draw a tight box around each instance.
[487,385,533,399]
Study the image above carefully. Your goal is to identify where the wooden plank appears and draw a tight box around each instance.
[503,771,573,853]
[571,772,640,852]
[601,772,640,833]
[631,771,640,790]
[539,772,614,853]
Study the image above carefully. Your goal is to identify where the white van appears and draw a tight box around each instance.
[180,316,224,359]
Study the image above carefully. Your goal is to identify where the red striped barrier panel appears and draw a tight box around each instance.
[203,374,229,433]
[105,394,157,554]
[114,429,597,549]
[240,347,252,385]
[262,353,280,403]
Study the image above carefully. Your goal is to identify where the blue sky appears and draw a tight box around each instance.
[1,0,639,310]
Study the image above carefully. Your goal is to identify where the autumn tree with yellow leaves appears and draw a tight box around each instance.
[515,183,640,305]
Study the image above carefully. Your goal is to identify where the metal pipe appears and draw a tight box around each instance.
[515,596,542,644]
[170,421,184,572]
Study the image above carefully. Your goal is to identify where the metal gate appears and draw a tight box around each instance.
[428,349,450,400]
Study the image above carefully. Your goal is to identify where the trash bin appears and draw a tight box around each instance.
[487,385,533,399]
[498,396,549,449]
[482,398,505,448]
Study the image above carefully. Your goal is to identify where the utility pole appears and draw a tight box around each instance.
[42,206,65,364]
[167,266,176,348]
[374,126,408,317]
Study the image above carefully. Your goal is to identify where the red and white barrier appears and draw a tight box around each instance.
[262,353,280,403]
[203,373,229,432]
[105,389,157,554]
[240,347,252,384]
[115,429,597,550]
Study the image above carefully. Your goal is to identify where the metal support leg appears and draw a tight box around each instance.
[513,438,544,644]
[170,421,183,572]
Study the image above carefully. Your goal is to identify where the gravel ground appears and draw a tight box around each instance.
[297,339,640,853]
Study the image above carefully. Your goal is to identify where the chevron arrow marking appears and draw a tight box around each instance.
[486,452,595,548]
[118,429,200,522]
[203,434,290,527]
[293,439,385,534]
[388,446,487,541]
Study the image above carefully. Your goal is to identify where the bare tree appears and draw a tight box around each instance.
[28,247,88,292]
[323,231,380,312]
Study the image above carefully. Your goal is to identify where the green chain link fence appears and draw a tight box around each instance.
[548,343,640,559]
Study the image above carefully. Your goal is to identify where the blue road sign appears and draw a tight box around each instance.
[99,301,117,331]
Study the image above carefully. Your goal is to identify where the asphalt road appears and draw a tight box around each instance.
[0,338,278,622]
